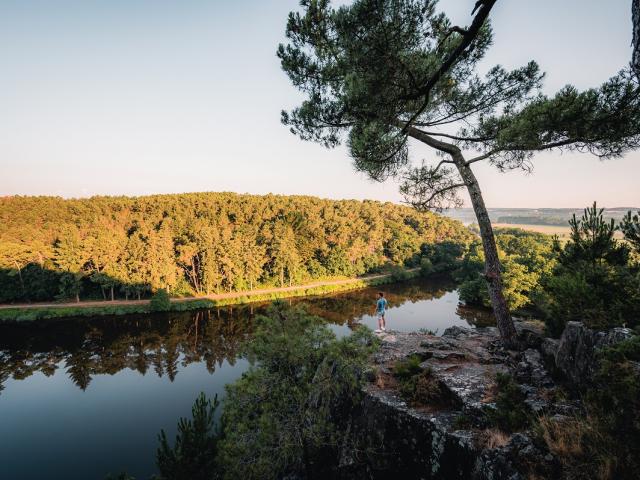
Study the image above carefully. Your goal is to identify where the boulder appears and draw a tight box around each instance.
[515,348,554,388]
[554,321,633,386]
[514,320,546,350]
[540,338,559,364]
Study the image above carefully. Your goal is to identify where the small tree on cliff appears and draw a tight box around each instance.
[278,0,640,344]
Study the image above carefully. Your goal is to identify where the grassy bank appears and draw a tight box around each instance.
[0,269,419,323]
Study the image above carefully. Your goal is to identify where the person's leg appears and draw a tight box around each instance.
[381,314,386,330]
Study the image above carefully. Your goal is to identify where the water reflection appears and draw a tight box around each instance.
[0,277,494,395]
[0,278,495,480]
[0,309,253,392]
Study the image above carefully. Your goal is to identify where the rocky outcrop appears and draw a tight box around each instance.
[341,324,564,479]
[338,321,635,479]
[553,321,633,385]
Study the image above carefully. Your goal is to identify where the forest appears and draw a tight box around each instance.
[450,205,640,336]
[0,192,471,303]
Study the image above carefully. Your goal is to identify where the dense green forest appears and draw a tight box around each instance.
[0,193,471,303]
[447,205,640,336]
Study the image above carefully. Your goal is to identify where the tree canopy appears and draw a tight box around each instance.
[279,0,640,343]
[279,0,640,191]
[0,192,470,303]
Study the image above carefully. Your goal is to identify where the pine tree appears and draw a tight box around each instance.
[619,210,640,254]
[278,0,640,344]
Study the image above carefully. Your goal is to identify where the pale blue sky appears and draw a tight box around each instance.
[1,0,638,207]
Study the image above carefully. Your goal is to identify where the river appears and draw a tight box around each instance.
[0,277,493,480]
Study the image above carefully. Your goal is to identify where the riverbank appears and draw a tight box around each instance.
[0,268,419,322]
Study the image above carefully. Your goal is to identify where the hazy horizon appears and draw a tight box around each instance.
[1,0,638,208]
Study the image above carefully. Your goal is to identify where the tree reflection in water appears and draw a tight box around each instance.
[0,308,254,391]
[0,277,493,393]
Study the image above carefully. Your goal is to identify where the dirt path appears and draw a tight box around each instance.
[0,270,415,311]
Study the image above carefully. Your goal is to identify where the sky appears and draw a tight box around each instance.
[0,0,638,208]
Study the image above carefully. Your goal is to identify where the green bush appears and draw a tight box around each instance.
[150,289,171,312]
[217,302,379,479]
[389,265,411,281]
[420,241,467,273]
[393,355,449,406]
[485,372,531,433]
[588,336,640,464]
[393,354,423,381]
[456,229,555,312]
[419,257,434,277]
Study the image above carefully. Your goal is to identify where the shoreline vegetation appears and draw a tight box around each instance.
[0,192,471,307]
[0,268,419,323]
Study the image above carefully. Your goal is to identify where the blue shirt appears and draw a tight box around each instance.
[376,298,387,313]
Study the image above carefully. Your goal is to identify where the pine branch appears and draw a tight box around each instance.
[401,0,497,133]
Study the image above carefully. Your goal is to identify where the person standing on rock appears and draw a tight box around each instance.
[374,291,387,333]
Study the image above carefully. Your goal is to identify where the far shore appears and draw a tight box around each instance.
[0,268,420,322]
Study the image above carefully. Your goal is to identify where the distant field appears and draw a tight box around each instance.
[492,223,573,237]
[493,223,624,239]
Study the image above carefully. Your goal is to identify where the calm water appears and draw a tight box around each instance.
[0,278,493,480]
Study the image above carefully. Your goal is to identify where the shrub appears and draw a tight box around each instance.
[539,203,640,336]
[389,265,411,281]
[413,368,446,405]
[541,263,640,336]
[420,241,467,273]
[485,372,531,433]
[393,354,423,381]
[536,415,597,478]
[453,413,473,430]
[587,336,640,477]
[393,355,449,406]
[217,302,379,479]
[457,276,488,307]
[419,257,434,277]
[150,289,171,312]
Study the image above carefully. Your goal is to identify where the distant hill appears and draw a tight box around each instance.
[444,207,639,226]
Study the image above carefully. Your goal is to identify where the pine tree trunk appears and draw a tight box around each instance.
[455,158,517,346]
[403,125,518,346]
[110,286,114,301]
[633,0,640,78]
